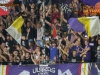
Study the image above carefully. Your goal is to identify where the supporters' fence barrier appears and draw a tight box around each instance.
[0,63,99,75]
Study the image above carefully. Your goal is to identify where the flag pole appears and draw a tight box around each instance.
[42,0,46,64]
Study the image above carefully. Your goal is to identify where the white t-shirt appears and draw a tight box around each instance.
[37,27,44,40]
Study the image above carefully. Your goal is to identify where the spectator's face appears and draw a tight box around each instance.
[16,45,20,50]
[29,42,32,46]
[91,37,94,41]
[1,43,5,48]
[7,15,11,21]
[75,41,80,46]
[31,9,35,13]
[85,41,88,45]
[13,51,18,56]
[36,47,40,51]
[27,22,30,28]
[32,3,35,8]
[54,19,57,24]
[40,55,44,61]
[21,36,26,40]
[10,36,13,40]
[37,23,41,28]
[52,43,56,47]
[7,36,10,40]
[9,55,13,61]
[25,53,30,58]
[73,51,77,56]
[98,40,100,45]
[54,56,56,61]
[46,56,49,61]
[53,4,57,8]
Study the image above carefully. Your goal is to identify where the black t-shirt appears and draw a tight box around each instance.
[5,40,14,54]
[69,55,82,62]
[21,40,29,49]
[60,56,68,64]
[45,16,51,30]
[23,57,33,64]
[0,37,3,44]
[28,27,37,39]
[45,47,50,56]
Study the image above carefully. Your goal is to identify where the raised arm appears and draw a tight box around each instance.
[31,54,36,65]
[0,55,7,62]
[0,33,5,41]
[45,20,52,26]
[22,46,31,53]
[58,46,69,56]
[46,5,51,17]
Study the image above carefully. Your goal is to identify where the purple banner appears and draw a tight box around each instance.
[8,63,100,75]
[91,63,99,75]
[81,0,100,6]
[8,65,38,75]
[8,65,58,75]
[58,63,80,75]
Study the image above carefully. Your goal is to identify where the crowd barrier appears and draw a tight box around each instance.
[0,63,99,75]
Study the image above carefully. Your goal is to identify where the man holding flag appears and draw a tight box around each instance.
[5,16,24,44]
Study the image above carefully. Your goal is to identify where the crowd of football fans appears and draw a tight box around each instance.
[0,0,100,65]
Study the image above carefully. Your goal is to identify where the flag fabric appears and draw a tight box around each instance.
[80,0,100,6]
[8,65,32,75]
[0,65,9,75]
[91,63,98,75]
[68,18,85,32]
[5,16,24,44]
[80,63,89,75]
[0,0,14,16]
[58,63,80,75]
[68,16,100,37]
[52,26,57,38]
[0,6,9,16]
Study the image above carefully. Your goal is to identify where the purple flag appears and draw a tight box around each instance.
[91,63,100,75]
[68,18,85,32]
[58,63,80,75]
[8,65,38,75]
[81,0,100,6]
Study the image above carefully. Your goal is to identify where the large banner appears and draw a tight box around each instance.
[0,63,99,75]
[8,65,58,75]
